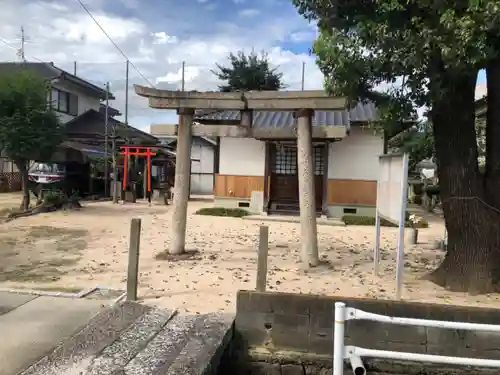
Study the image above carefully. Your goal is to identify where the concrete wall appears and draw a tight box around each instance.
[231,290,500,374]
[219,138,266,177]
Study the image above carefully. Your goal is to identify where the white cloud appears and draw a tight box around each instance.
[156,66,201,85]
[151,32,178,45]
[239,8,260,17]
[0,0,323,130]
[476,83,487,100]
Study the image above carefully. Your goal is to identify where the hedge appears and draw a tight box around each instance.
[342,214,429,228]
[195,207,250,217]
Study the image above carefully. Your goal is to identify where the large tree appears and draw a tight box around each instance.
[292,0,500,293]
[212,50,286,91]
[0,70,63,210]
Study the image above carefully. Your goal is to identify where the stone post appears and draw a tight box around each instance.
[296,108,319,267]
[170,108,193,255]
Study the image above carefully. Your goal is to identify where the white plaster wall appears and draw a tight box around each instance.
[328,128,383,180]
[219,138,265,176]
[52,80,101,124]
[190,137,215,194]
[191,138,214,174]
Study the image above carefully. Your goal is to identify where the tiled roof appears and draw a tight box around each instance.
[0,62,113,99]
[194,101,378,128]
[65,109,158,144]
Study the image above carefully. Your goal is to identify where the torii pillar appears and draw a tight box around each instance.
[296,109,319,267]
[171,108,194,254]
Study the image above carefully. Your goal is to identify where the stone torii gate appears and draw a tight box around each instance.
[135,86,347,267]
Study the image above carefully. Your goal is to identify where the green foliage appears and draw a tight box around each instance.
[342,214,429,228]
[212,50,286,92]
[425,185,440,196]
[0,70,64,162]
[292,0,500,123]
[195,207,250,217]
[388,121,435,172]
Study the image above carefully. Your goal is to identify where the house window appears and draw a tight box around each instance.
[273,145,297,175]
[313,146,325,176]
[51,88,78,116]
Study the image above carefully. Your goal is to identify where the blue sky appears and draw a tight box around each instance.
[478,70,486,83]
[1,0,322,129]
[0,0,488,129]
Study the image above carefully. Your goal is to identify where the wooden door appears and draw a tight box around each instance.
[270,144,299,204]
[269,143,326,208]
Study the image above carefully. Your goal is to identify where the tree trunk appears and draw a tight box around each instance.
[14,159,30,211]
[484,60,500,208]
[426,70,500,294]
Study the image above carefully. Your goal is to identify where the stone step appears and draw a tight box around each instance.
[163,313,233,375]
[122,314,201,374]
[20,301,150,375]
[83,307,176,375]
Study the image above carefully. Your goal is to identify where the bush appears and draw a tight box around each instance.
[425,184,440,196]
[195,207,250,218]
[342,214,429,228]
[412,182,424,195]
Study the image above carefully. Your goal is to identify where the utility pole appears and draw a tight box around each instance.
[122,60,130,201]
[125,60,129,125]
[74,61,77,75]
[104,82,109,197]
[19,26,26,62]
[301,61,305,90]
[181,61,185,91]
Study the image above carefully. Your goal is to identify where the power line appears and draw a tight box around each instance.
[0,36,43,62]
[75,0,155,88]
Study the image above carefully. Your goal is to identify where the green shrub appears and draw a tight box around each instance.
[425,185,440,196]
[195,207,250,217]
[413,182,424,195]
[342,214,429,228]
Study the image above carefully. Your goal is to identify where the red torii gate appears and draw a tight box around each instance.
[120,146,159,196]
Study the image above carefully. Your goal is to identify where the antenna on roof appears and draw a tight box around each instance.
[181,61,185,91]
[18,26,26,62]
[301,61,305,91]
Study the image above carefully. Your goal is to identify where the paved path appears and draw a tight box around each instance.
[0,292,106,375]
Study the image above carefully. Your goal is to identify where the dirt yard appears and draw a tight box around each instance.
[0,193,499,313]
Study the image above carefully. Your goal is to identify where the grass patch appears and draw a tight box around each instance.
[0,226,88,283]
[195,207,250,218]
[342,214,429,228]
[0,258,80,282]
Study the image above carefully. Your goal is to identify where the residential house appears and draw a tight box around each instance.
[150,124,216,195]
[0,62,158,192]
[194,102,382,217]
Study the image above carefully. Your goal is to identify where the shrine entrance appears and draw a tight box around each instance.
[134,85,347,267]
[268,142,326,215]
